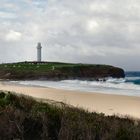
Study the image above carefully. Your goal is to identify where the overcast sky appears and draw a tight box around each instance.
[0,0,140,71]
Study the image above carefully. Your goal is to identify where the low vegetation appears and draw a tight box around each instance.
[0,91,139,140]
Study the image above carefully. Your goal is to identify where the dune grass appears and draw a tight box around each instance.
[0,91,139,140]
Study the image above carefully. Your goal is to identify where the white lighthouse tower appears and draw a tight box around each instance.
[37,42,42,62]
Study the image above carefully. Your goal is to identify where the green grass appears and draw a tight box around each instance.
[0,61,112,73]
[0,91,139,140]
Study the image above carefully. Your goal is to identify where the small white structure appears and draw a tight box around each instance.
[37,42,42,62]
[52,66,55,70]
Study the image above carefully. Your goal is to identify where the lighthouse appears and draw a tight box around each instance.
[37,42,42,62]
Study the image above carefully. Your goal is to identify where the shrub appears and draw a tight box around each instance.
[0,91,139,140]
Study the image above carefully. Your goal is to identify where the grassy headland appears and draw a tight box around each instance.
[0,61,125,80]
[0,91,139,140]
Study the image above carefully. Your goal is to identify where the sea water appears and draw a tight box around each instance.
[10,71,140,97]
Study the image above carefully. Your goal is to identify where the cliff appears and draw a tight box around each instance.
[0,62,125,80]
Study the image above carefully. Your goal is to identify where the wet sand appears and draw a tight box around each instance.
[0,82,140,119]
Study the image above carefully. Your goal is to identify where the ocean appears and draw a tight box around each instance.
[10,71,140,97]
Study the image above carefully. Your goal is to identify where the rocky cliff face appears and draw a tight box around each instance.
[0,62,125,80]
[57,65,125,79]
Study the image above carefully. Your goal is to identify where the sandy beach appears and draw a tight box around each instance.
[0,82,140,119]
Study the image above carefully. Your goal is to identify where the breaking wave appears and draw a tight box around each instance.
[9,72,140,97]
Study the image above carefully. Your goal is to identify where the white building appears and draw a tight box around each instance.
[37,42,42,62]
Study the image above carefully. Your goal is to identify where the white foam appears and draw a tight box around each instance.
[9,78,140,97]
[126,77,140,80]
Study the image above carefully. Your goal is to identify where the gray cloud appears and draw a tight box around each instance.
[0,0,140,70]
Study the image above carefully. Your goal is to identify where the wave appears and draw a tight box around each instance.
[9,77,140,97]
[9,71,140,97]
[126,76,140,80]
[60,79,140,91]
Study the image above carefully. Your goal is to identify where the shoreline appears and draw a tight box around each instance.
[0,82,140,119]
[5,79,140,98]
